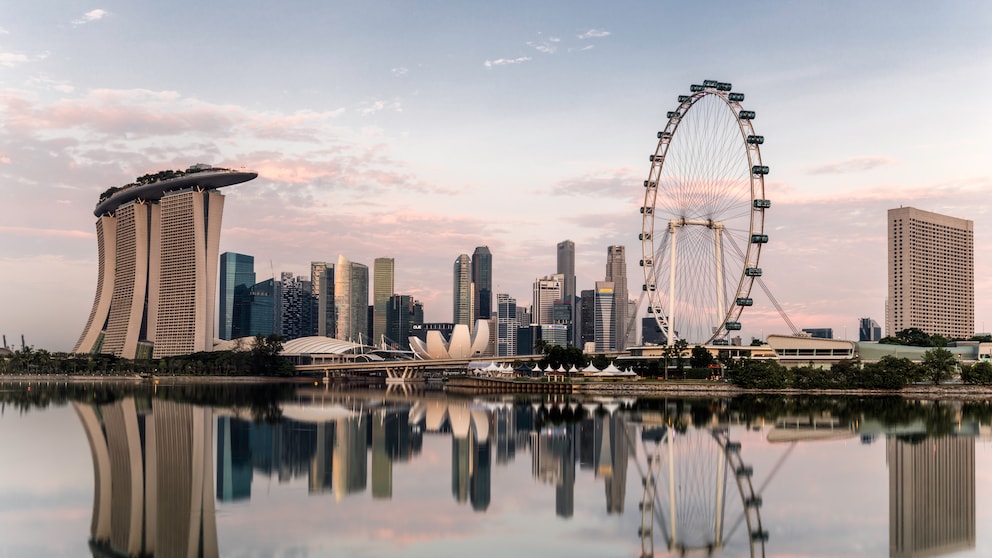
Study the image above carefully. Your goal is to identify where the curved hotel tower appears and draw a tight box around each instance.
[74,167,258,358]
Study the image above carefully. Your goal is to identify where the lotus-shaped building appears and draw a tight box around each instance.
[409,321,490,359]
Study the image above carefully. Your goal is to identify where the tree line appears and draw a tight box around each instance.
[0,334,296,377]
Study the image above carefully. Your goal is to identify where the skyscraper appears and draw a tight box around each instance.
[497,293,518,357]
[386,294,422,350]
[887,207,974,339]
[74,166,257,358]
[859,317,881,342]
[373,258,395,345]
[605,246,629,350]
[472,247,493,322]
[335,255,369,343]
[594,281,615,352]
[280,272,313,341]
[453,254,473,327]
[533,274,564,325]
[219,252,255,340]
[311,261,335,337]
[557,240,576,345]
[579,289,595,348]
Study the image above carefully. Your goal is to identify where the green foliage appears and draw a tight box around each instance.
[538,344,587,371]
[726,358,788,389]
[878,328,947,348]
[591,354,611,370]
[250,334,296,376]
[690,345,716,369]
[921,347,957,385]
[961,361,992,385]
[673,339,689,372]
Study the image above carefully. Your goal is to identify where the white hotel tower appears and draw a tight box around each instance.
[74,166,257,359]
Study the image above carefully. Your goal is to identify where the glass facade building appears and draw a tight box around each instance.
[219,252,255,340]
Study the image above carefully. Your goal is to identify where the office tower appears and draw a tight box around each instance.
[497,293,518,356]
[887,207,974,339]
[472,246,493,322]
[859,317,881,342]
[557,240,577,345]
[311,262,335,337]
[888,435,975,556]
[75,167,257,358]
[580,289,595,348]
[517,306,531,328]
[533,274,564,325]
[642,317,665,345]
[605,246,629,350]
[453,254,473,327]
[279,273,313,341]
[386,295,421,350]
[594,281,616,352]
[334,256,369,343]
[248,278,280,337]
[372,258,395,344]
[219,253,255,340]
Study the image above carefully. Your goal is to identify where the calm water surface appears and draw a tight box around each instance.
[1,380,990,558]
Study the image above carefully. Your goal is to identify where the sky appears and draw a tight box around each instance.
[1,1,991,352]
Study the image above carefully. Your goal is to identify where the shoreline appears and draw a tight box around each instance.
[2,374,991,400]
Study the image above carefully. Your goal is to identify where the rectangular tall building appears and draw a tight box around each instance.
[605,246,629,350]
[887,207,973,339]
[219,253,255,340]
[373,258,395,345]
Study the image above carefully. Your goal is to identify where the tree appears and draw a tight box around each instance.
[961,361,992,385]
[921,347,957,385]
[750,337,764,346]
[690,345,716,369]
[674,339,689,374]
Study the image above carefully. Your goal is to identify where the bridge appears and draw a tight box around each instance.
[296,357,478,384]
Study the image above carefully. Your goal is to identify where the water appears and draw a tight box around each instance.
[1,380,990,557]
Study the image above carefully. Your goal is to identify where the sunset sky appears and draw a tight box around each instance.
[1,1,991,351]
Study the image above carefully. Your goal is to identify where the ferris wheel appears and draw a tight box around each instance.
[640,80,770,345]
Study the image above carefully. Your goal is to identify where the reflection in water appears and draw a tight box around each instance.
[55,387,989,557]
[74,399,218,558]
[888,435,975,557]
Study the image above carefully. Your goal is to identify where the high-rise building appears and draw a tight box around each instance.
[557,240,577,345]
[453,254,473,327]
[280,272,313,341]
[247,278,280,337]
[335,255,369,343]
[472,247,492,322]
[533,274,564,325]
[887,207,974,339]
[219,252,255,340]
[497,293,518,357]
[859,317,881,342]
[311,261,335,337]
[605,246,629,350]
[594,281,615,352]
[580,289,595,348]
[386,295,422,350]
[74,167,257,358]
[373,258,395,345]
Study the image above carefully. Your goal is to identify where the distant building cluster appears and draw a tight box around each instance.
[215,239,642,360]
[72,165,982,360]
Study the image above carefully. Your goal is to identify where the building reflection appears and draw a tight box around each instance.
[887,435,975,557]
[74,398,218,558]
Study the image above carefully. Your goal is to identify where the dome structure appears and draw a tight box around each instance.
[409,321,490,360]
